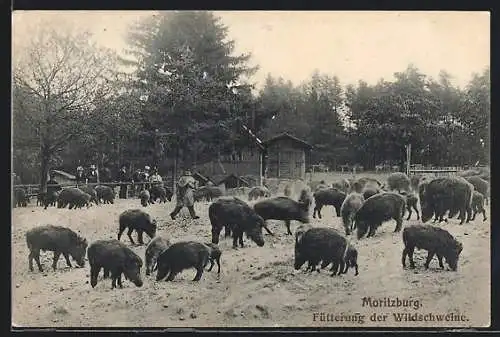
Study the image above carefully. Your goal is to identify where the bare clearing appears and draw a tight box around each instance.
[11,173,490,328]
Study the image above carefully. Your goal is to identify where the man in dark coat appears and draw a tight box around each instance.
[44,172,62,209]
[132,168,144,197]
[86,164,99,184]
[117,165,129,199]
[99,166,112,184]
[170,169,199,220]
[75,166,85,186]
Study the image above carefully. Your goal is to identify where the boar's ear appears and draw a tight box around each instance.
[299,201,308,210]
[127,255,142,268]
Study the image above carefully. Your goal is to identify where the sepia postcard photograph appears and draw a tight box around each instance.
[11,10,490,328]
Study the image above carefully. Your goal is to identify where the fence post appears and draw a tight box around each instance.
[406,144,411,176]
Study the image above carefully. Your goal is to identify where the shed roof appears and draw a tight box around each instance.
[262,133,313,150]
[241,124,265,150]
[52,170,76,180]
[192,171,215,185]
[216,173,251,187]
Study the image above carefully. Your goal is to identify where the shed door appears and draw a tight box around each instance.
[279,151,294,178]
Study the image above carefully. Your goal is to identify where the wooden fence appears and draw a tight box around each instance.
[12,181,174,198]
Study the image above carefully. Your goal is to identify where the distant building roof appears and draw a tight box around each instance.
[262,133,313,150]
[216,173,251,187]
[192,171,215,185]
[241,124,265,150]
[52,170,76,180]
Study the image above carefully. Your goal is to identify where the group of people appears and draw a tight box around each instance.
[117,165,163,199]
[118,166,200,220]
[16,164,201,220]
[75,164,99,185]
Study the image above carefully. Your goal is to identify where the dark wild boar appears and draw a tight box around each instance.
[419,177,473,225]
[471,191,487,222]
[87,239,143,289]
[203,242,222,274]
[209,197,266,249]
[149,185,172,203]
[464,176,489,205]
[402,224,463,271]
[399,191,420,220]
[26,225,88,272]
[294,227,351,277]
[387,172,411,192]
[355,192,406,239]
[362,187,380,200]
[312,188,346,219]
[95,185,115,204]
[78,185,99,205]
[331,179,350,193]
[145,236,171,276]
[320,243,359,276]
[14,188,29,207]
[155,241,213,282]
[254,196,311,235]
[340,192,365,235]
[194,186,225,202]
[118,209,157,245]
[57,187,89,209]
[248,186,271,201]
[297,188,313,209]
[139,189,150,207]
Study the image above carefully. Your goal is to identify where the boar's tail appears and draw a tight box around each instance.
[341,207,350,230]
[400,199,407,219]
[356,221,368,240]
[295,230,306,245]
[402,228,409,247]
[467,185,474,207]
[341,239,349,261]
[208,204,219,226]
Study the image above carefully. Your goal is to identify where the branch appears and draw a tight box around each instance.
[48,133,75,153]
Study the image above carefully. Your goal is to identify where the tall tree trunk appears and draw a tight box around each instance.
[40,151,50,193]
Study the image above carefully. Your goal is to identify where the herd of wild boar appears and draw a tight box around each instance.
[17,169,489,290]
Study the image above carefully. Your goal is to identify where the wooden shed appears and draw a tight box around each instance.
[50,170,76,185]
[262,133,313,180]
[192,171,215,187]
[216,174,251,189]
[195,124,265,186]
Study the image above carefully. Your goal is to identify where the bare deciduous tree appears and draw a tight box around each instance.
[13,22,118,190]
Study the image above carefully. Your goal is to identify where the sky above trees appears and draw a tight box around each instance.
[13,11,490,90]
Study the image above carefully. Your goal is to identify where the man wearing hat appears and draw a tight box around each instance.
[143,165,151,190]
[170,169,199,220]
[86,164,99,184]
[149,167,163,187]
[117,165,130,199]
[75,165,85,186]
[45,171,62,209]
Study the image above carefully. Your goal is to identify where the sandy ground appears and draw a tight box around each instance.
[11,174,490,328]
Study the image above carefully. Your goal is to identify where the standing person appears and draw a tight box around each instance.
[99,166,112,184]
[117,165,129,199]
[149,167,163,187]
[12,172,21,186]
[44,171,62,209]
[143,166,151,190]
[132,168,143,197]
[169,169,199,220]
[75,165,85,186]
[86,164,99,184]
